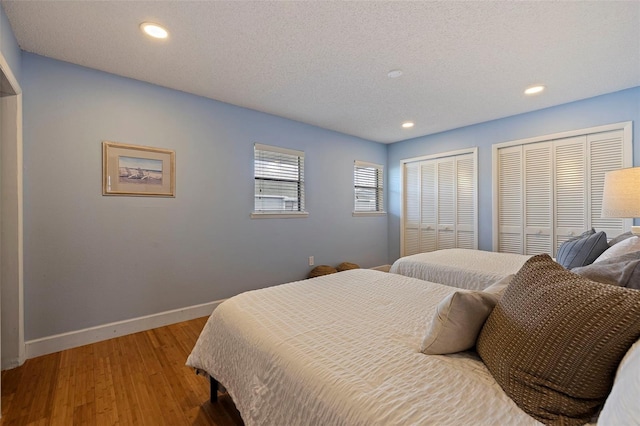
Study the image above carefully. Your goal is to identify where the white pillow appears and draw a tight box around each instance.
[483,274,515,298]
[598,338,640,425]
[421,291,498,355]
[594,236,640,263]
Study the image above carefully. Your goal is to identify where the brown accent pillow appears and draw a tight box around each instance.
[477,254,640,425]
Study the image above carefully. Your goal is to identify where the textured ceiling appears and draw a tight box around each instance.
[2,1,640,143]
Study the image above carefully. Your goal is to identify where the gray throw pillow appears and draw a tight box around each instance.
[609,231,634,247]
[556,230,609,269]
[572,251,640,289]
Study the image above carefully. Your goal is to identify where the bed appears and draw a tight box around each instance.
[187,269,538,425]
[389,248,531,289]
[191,268,573,425]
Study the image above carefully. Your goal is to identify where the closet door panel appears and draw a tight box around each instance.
[456,154,476,249]
[437,159,456,250]
[523,142,553,255]
[497,146,523,254]
[420,162,437,252]
[403,162,420,256]
[589,130,626,239]
[554,136,587,255]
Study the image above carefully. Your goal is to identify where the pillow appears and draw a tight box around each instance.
[477,254,640,425]
[572,251,640,288]
[595,236,640,263]
[598,338,640,425]
[421,290,498,355]
[482,274,514,298]
[608,231,634,247]
[556,230,609,269]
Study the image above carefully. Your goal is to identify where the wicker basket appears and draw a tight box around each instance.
[308,265,338,278]
[336,262,360,272]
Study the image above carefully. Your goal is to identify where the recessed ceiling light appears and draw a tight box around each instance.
[140,22,168,39]
[388,69,403,78]
[402,121,414,128]
[524,85,545,95]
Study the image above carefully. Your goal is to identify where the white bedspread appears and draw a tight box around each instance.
[187,269,540,426]
[390,249,532,290]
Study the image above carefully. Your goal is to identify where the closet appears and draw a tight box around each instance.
[493,123,632,256]
[402,148,477,256]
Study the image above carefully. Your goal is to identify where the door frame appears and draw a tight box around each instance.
[0,50,25,372]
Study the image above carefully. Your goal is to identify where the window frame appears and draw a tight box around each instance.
[251,143,308,219]
[353,160,386,217]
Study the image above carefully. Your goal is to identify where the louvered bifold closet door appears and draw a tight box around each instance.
[554,136,588,255]
[456,154,476,249]
[403,162,420,256]
[420,162,437,252]
[437,159,456,249]
[589,130,626,238]
[523,142,553,255]
[498,146,523,253]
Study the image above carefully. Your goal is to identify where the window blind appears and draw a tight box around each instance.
[254,143,305,214]
[354,161,384,213]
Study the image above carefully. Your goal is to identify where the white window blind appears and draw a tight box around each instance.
[354,161,385,215]
[253,143,306,217]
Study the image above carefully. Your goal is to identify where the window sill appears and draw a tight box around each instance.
[251,211,309,219]
[352,211,387,217]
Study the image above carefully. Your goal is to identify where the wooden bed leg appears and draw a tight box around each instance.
[209,376,219,403]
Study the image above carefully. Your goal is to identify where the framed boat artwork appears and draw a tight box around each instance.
[102,141,175,197]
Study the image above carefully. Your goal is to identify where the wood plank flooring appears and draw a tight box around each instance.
[0,317,244,426]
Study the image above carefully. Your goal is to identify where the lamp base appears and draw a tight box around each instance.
[632,226,640,236]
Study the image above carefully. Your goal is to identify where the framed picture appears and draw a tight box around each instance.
[102,141,175,197]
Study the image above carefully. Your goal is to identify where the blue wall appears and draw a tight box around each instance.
[0,3,21,81]
[387,87,640,261]
[22,53,387,340]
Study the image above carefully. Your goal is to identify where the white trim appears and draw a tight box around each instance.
[354,160,383,169]
[0,52,22,96]
[352,211,386,217]
[254,142,304,158]
[400,147,477,165]
[0,50,25,375]
[24,299,224,360]
[251,211,309,219]
[492,121,633,150]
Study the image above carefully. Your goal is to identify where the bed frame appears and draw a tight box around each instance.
[210,376,219,403]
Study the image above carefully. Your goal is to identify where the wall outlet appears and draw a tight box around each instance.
[308,256,314,266]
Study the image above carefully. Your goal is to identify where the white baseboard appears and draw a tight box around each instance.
[1,355,25,371]
[24,299,224,360]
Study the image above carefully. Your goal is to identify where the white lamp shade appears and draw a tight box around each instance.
[601,167,640,218]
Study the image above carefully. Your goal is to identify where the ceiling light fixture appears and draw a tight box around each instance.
[524,85,545,95]
[402,121,414,128]
[140,22,168,39]
[387,69,403,78]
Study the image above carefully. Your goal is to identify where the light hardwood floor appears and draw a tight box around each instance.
[0,317,243,425]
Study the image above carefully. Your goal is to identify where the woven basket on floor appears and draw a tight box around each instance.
[308,265,338,278]
[337,262,360,272]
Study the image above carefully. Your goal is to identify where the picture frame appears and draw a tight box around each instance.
[102,141,175,197]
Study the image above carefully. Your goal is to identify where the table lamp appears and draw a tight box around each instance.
[601,167,640,235]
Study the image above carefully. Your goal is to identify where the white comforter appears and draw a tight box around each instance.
[187,269,540,426]
[390,249,532,290]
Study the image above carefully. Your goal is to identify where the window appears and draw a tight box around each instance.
[252,143,307,218]
[353,161,385,216]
